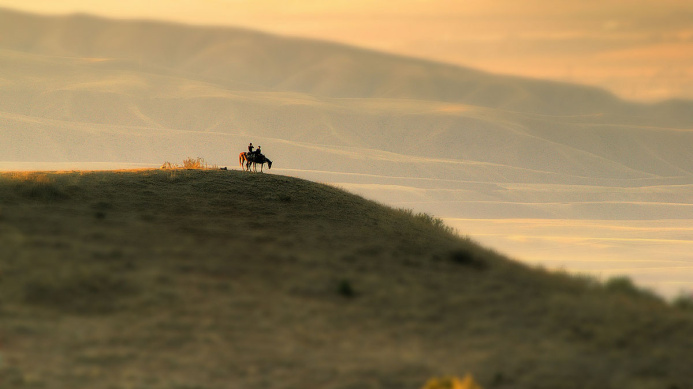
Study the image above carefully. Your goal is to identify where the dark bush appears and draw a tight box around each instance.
[337,279,356,298]
[604,276,663,303]
[672,294,693,311]
[449,250,486,270]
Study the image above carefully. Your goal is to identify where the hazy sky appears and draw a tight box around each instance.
[1,0,692,101]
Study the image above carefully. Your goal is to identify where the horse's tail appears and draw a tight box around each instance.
[239,152,246,169]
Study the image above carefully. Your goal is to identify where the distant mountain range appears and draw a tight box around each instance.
[2,8,693,122]
[1,7,693,221]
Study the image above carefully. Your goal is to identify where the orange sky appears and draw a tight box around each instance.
[2,0,692,101]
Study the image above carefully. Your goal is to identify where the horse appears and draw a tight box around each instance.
[239,152,250,171]
[239,152,272,172]
[249,153,272,172]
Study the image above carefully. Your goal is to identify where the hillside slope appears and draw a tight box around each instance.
[1,169,692,389]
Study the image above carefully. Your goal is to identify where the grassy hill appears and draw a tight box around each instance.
[1,169,692,389]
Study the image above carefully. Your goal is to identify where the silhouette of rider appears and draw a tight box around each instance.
[255,146,262,157]
[247,143,254,155]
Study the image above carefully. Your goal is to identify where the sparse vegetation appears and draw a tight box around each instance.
[398,208,458,235]
[7,172,69,201]
[182,156,205,169]
[604,275,663,303]
[1,169,692,389]
[162,157,217,170]
[673,293,693,311]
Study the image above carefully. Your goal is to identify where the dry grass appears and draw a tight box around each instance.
[161,157,217,170]
[1,169,692,389]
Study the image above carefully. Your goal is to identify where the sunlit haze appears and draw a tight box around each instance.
[1,0,692,101]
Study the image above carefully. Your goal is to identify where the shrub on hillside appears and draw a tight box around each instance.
[673,293,693,311]
[398,208,457,235]
[604,276,663,303]
[449,249,486,270]
[182,157,205,169]
[337,279,356,298]
[161,157,217,170]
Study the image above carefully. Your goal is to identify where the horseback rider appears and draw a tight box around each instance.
[239,144,272,171]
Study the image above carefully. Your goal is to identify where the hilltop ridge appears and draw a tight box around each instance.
[1,169,692,388]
